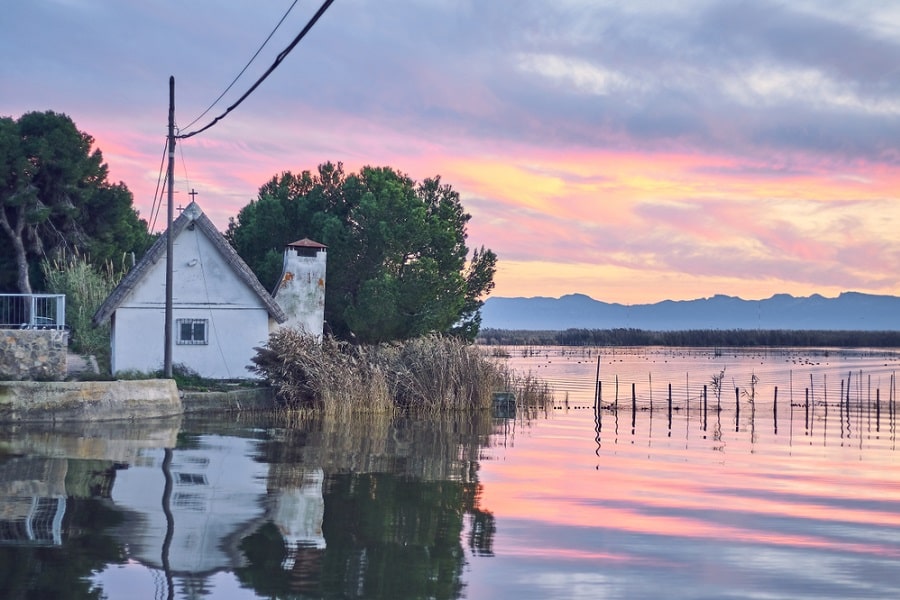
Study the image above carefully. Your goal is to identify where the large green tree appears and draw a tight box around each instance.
[0,110,152,293]
[227,162,497,343]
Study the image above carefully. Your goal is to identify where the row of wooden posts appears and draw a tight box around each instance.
[591,357,897,434]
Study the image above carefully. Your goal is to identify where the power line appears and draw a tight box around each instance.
[180,0,301,132]
[177,0,335,140]
[176,126,193,198]
[149,137,169,232]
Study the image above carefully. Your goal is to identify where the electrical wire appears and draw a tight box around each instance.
[193,228,233,378]
[176,127,193,203]
[149,137,169,232]
[177,0,335,140]
[180,0,302,132]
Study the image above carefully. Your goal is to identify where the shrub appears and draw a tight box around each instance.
[41,251,125,373]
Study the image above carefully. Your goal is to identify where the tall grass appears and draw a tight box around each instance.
[41,251,124,373]
[250,330,551,415]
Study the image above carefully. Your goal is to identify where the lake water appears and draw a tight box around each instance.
[2,346,899,599]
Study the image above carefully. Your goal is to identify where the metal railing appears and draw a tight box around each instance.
[0,294,66,330]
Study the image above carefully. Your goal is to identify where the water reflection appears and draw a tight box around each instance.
[0,412,498,599]
[592,387,899,453]
[4,345,900,599]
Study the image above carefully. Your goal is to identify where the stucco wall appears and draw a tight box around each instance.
[273,248,326,338]
[112,307,269,379]
[111,224,271,379]
[0,329,67,380]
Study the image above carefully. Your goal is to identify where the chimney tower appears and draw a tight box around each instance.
[272,238,327,339]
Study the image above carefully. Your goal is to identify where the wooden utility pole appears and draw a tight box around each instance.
[164,76,175,378]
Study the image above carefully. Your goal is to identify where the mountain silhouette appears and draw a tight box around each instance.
[481,292,900,331]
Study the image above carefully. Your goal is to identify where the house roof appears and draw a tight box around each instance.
[93,201,287,326]
[286,238,327,249]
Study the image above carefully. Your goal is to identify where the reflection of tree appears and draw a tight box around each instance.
[462,460,495,557]
[467,508,496,557]
[230,411,499,599]
[235,522,291,596]
[322,473,465,599]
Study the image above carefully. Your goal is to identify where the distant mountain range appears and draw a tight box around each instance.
[480,292,900,331]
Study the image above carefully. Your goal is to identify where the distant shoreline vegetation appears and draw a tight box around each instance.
[477,328,900,348]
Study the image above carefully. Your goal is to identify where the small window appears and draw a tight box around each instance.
[175,472,207,485]
[176,319,208,345]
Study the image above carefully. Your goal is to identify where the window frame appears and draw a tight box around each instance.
[176,318,208,345]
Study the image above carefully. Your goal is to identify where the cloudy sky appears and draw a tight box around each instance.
[4,0,900,303]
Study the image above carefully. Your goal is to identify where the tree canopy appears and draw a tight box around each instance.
[0,111,152,293]
[226,162,497,343]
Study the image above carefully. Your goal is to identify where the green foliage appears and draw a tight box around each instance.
[0,111,152,293]
[41,251,124,373]
[159,363,218,390]
[227,162,497,343]
[113,363,239,390]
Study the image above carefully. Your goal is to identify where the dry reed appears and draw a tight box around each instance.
[250,330,551,415]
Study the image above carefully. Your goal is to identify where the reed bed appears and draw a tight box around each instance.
[250,330,551,415]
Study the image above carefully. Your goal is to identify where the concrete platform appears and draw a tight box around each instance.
[0,379,181,423]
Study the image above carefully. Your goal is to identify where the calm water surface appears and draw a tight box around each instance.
[1,346,899,599]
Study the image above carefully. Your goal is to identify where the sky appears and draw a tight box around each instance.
[4,0,900,305]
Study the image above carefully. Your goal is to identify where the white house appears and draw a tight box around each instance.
[93,201,325,379]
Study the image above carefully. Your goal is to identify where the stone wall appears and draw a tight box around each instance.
[0,329,68,381]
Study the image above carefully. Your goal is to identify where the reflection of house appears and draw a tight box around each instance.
[93,201,328,379]
[0,423,329,596]
[111,436,270,574]
[109,435,326,578]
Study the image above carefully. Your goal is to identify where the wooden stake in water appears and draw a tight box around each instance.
[805,388,810,432]
[840,379,845,425]
[847,371,852,410]
[702,384,708,431]
[668,383,673,431]
[631,382,637,432]
[773,386,778,435]
[685,373,691,440]
[877,388,881,433]
[615,375,619,409]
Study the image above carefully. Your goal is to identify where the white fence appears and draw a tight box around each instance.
[0,294,66,330]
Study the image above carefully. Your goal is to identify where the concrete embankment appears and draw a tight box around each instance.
[0,380,277,423]
[181,386,275,413]
[0,380,182,422]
